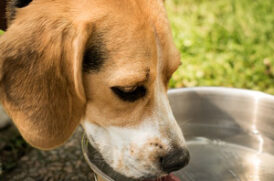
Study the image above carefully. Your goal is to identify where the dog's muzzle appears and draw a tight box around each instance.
[82,134,190,181]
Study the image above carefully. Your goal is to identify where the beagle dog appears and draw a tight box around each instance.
[0,0,189,180]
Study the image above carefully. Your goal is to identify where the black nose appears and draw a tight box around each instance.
[160,148,190,173]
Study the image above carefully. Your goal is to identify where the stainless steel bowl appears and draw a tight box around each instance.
[82,87,274,181]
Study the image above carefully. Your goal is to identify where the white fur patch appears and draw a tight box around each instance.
[82,116,169,178]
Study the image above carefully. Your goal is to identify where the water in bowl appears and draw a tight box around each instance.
[174,123,274,181]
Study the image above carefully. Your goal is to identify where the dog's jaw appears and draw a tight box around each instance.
[82,118,166,178]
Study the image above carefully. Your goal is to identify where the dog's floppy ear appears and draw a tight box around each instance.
[0,13,90,149]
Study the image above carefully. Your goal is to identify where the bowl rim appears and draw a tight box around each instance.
[168,87,274,100]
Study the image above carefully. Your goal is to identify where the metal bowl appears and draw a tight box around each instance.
[82,87,274,181]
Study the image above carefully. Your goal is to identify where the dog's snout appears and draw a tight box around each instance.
[160,148,190,173]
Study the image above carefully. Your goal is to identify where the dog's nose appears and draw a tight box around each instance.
[160,148,190,173]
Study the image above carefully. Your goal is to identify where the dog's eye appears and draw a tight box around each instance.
[111,86,147,102]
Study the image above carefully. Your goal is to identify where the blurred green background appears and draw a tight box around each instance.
[167,0,274,94]
[1,0,273,94]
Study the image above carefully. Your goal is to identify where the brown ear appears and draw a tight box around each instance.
[0,13,89,149]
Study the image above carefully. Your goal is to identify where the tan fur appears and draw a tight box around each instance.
[0,0,90,149]
[0,0,180,150]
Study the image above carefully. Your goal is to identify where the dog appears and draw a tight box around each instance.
[0,0,189,180]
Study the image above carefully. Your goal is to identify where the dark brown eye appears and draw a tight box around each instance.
[111,86,147,102]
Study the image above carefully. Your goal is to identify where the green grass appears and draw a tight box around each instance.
[167,0,274,94]
[0,30,4,35]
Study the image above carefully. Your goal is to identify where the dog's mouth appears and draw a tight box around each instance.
[82,135,181,181]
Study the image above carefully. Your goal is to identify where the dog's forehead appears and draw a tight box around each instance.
[29,0,178,76]
[83,0,178,76]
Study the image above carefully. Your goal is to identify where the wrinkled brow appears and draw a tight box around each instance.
[108,68,150,87]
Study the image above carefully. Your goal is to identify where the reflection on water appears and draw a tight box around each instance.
[247,96,264,181]
[246,154,261,181]
[252,96,264,153]
[177,136,274,181]
[247,129,263,181]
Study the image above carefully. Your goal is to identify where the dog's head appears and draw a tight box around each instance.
[0,0,189,179]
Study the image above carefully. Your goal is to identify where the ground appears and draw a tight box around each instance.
[0,125,95,181]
